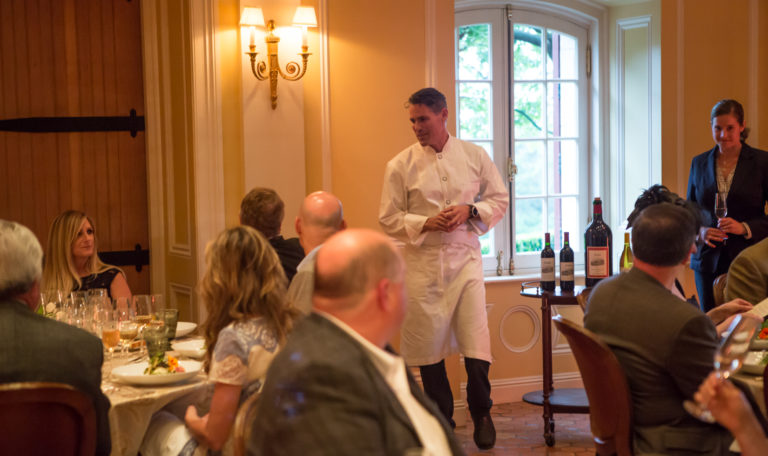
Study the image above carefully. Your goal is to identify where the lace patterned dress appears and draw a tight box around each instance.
[208,318,281,401]
[141,317,281,456]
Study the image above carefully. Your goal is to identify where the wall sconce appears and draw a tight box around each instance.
[241,6,317,109]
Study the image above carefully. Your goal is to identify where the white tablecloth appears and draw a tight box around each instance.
[104,340,207,456]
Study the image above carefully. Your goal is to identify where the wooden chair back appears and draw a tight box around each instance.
[553,315,634,456]
[713,273,728,307]
[233,390,262,456]
[0,382,96,456]
[577,287,593,312]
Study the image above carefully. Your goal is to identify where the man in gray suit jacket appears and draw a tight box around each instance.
[0,220,111,455]
[584,204,733,455]
[248,229,464,455]
[725,237,768,305]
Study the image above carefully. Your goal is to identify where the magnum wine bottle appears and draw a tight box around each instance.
[584,197,613,287]
[560,232,574,291]
[619,232,633,273]
[541,232,555,291]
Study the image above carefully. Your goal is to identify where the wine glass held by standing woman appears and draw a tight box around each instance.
[140,226,298,455]
[626,185,753,333]
[686,99,768,312]
[41,210,132,301]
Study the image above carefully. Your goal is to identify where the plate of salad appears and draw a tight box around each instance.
[739,350,768,375]
[750,319,768,350]
[111,356,202,386]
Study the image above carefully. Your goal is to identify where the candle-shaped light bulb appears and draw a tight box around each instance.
[249,26,256,48]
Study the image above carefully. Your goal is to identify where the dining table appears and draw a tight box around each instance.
[103,336,208,456]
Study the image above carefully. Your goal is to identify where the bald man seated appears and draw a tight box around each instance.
[248,229,464,456]
[287,191,346,314]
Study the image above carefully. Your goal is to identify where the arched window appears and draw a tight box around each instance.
[456,3,593,272]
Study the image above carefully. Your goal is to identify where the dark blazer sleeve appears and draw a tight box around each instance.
[666,314,718,399]
[733,145,768,239]
[254,362,400,456]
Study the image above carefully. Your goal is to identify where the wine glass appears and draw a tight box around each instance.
[100,310,120,363]
[132,295,155,326]
[118,308,139,356]
[714,192,728,220]
[683,314,760,422]
[714,192,728,245]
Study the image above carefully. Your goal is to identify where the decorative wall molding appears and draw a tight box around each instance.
[749,0,759,145]
[189,0,225,286]
[499,305,541,353]
[675,0,686,188]
[161,0,193,258]
[424,0,437,87]
[461,372,583,406]
[169,281,196,321]
[615,15,652,227]
[141,0,168,291]
[319,0,332,191]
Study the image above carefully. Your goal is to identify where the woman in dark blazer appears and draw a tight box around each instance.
[687,99,768,312]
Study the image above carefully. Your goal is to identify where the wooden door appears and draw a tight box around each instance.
[0,0,149,294]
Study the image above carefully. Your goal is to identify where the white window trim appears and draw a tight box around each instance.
[456,0,609,276]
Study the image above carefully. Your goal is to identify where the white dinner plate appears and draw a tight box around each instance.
[739,351,767,375]
[174,322,197,338]
[111,360,202,386]
[173,339,206,359]
[750,338,768,350]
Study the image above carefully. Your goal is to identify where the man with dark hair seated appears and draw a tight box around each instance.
[0,220,111,455]
[240,187,304,282]
[584,204,733,455]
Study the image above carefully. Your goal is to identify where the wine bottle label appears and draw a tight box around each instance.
[560,262,574,281]
[541,258,555,281]
[586,247,610,278]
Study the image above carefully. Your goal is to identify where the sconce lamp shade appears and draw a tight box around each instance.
[292,6,317,27]
[240,7,265,27]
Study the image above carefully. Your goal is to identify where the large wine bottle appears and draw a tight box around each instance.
[560,232,574,291]
[619,232,633,273]
[584,197,613,287]
[541,232,555,291]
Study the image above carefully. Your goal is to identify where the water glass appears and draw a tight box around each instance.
[133,295,155,325]
[39,290,64,318]
[144,326,167,359]
[683,314,760,422]
[157,309,179,350]
[101,310,119,360]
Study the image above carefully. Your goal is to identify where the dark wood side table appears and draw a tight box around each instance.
[520,281,590,446]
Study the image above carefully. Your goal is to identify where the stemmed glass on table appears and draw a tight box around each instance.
[683,314,760,422]
[715,192,728,245]
[100,310,120,365]
[115,299,139,355]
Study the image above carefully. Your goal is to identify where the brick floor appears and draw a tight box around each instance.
[453,401,594,455]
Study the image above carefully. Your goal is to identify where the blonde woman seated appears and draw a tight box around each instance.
[42,210,132,300]
[141,226,297,455]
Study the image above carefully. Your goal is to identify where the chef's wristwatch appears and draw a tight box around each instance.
[468,204,479,218]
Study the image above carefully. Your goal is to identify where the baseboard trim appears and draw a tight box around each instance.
[411,370,584,427]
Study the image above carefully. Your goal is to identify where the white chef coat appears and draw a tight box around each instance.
[379,135,508,365]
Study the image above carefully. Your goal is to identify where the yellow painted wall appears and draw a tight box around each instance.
[661,0,768,296]
[303,0,456,230]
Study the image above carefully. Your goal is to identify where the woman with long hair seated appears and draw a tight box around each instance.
[42,210,132,300]
[141,225,297,455]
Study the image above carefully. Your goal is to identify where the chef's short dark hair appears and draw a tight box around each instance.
[407,88,447,114]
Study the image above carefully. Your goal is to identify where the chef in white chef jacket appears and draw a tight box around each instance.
[379,88,508,450]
